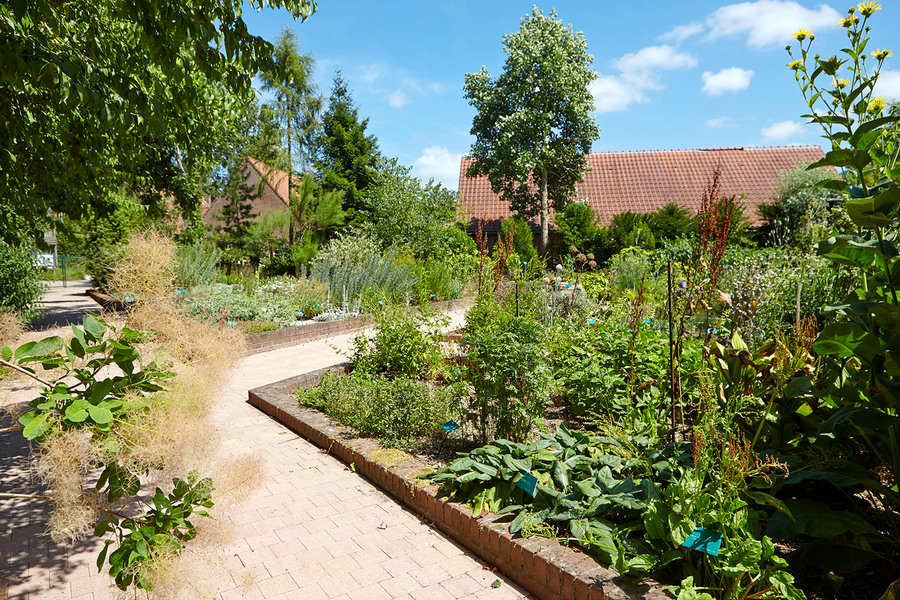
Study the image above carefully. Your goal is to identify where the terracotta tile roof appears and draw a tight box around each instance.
[457,145,826,231]
[202,158,297,235]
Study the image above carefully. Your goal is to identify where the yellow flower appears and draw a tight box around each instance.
[857,1,881,16]
[839,15,858,27]
[836,78,850,88]
[787,60,804,70]
[793,29,813,41]
[872,48,893,60]
[870,97,887,113]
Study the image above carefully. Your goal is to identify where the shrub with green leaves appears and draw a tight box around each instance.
[180,286,299,327]
[432,425,804,600]
[174,243,221,289]
[462,314,550,443]
[0,243,46,322]
[298,370,457,448]
[351,309,448,378]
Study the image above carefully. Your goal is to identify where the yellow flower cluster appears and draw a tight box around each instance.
[869,97,887,113]
[872,49,893,60]
[857,1,881,17]
[836,78,850,88]
[787,60,804,70]
[839,15,858,27]
[792,29,813,41]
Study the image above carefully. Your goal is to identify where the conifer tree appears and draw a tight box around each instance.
[316,71,381,221]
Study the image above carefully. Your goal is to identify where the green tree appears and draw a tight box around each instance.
[646,202,693,242]
[500,218,539,264]
[361,158,457,257]
[464,7,600,253]
[556,201,599,251]
[0,0,316,245]
[316,71,381,221]
[757,164,833,246]
[217,171,259,254]
[259,27,321,244]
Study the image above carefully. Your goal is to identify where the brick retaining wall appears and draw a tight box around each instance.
[248,367,670,600]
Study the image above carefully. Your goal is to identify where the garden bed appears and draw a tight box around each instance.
[248,366,670,600]
[243,297,472,354]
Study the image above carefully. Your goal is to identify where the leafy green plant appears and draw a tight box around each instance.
[298,370,458,447]
[174,242,221,289]
[351,308,448,378]
[462,314,550,442]
[95,473,213,590]
[0,314,219,592]
[432,424,802,599]
[0,243,46,323]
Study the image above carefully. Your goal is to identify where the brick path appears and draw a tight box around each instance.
[1,303,532,599]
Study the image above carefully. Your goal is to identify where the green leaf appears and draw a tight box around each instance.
[807,148,872,173]
[83,314,106,341]
[20,411,52,440]
[745,490,792,518]
[813,322,881,359]
[766,499,876,538]
[24,336,64,359]
[97,540,112,572]
[845,183,900,228]
[1,346,11,362]
[88,404,113,425]
[14,341,35,360]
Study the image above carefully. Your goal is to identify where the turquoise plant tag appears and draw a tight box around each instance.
[681,527,723,556]
[441,420,460,433]
[515,472,537,496]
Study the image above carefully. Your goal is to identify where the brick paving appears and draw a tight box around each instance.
[1,292,532,599]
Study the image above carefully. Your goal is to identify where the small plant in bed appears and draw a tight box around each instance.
[297,370,460,449]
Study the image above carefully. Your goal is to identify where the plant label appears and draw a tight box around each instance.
[441,420,460,433]
[515,472,537,496]
[681,527,722,556]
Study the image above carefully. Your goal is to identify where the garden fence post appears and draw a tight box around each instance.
[667,260,676,439]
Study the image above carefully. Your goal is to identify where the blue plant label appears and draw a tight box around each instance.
[441,420,460,433]
[515,472,537,496]
[681,527,722,556]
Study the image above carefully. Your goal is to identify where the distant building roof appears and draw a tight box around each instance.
[457,145,826,231]
[202,158,296,233]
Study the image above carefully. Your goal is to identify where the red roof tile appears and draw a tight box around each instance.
[457,146,826,230]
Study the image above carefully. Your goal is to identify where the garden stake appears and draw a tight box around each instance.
[795,279,802,332]
[668,260,676,440]
[515,280,520,317]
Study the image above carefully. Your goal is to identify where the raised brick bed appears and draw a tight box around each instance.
[244,297,472,354]
[248,367,670,600]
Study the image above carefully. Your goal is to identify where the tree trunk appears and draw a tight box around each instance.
[540,167,549,254]
[287,117,294,246]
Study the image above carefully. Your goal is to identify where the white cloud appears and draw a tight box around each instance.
[762,120,805,140]
[659,22,704,43]
[387,90,408,108]
[615,45,698,77]
[705,1,841,47]
[705,116,737,128]
[591,45,697,113]
[875,70,900,101]
[412,146,464,189]
[702,67,755,95]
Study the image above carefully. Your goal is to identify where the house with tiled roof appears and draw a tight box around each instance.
[457,145,826,236]
[202,158,296,235]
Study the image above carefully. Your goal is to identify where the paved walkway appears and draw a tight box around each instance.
[1,297,532,599]
[29,280,99,331]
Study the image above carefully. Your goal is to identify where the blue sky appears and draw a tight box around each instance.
[240,1,900,190]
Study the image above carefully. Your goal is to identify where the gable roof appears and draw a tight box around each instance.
[201,158,296,232]
[457,145,826,231]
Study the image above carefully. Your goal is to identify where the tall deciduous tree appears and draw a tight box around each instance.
[316,71,381,221]
[0,0,316,245]
[464,7,600,252]
[258,27,321,243]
